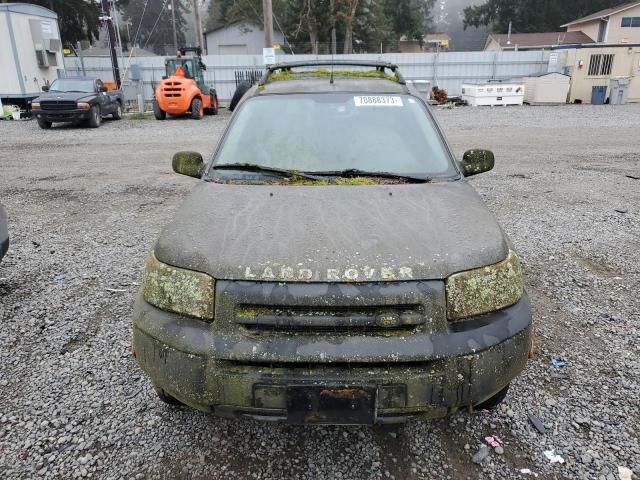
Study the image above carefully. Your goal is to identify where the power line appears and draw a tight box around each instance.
[130,0,150,49]
[142,0,169,51]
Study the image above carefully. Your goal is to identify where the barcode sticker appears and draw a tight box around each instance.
[354,96,403,107]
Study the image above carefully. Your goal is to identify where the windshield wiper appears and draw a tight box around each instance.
[308,168,432,183]
[213,163,325,181]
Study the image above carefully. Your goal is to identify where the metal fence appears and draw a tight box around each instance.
[62,51,552,103]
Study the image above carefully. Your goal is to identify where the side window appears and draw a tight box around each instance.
[588,54,614,76]
[621,17,640,27]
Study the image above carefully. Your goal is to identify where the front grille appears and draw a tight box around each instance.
[40,101,77,110]
[236,304,424,335]
[216,280,446,338]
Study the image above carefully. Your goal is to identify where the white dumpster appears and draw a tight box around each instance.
[461,81,525,107]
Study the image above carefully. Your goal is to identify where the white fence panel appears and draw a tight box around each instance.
[63,51,551,103]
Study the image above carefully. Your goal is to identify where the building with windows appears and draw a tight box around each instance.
[562,1,640,44]
[399,34,451,53]
[562,44,640,103]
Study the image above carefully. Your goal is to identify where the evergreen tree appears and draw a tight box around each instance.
[202,0,436,53]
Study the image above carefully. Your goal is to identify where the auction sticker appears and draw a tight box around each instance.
[354,96,403,107]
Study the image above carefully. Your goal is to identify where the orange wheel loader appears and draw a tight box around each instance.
[153,47,218,120]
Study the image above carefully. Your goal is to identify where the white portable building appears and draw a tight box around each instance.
[523,72,570,105]
[0,3,63,107]
[461,81,525,107]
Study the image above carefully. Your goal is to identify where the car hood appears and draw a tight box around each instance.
[155,181,509,282]
[35,92,94,102]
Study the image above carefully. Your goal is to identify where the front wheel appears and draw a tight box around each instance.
[474,384,510,411]
[112,102,123,120]
[154,386,182,406]
[191,98,203,120]
[152,99,166,120]
[87,105,101,128]
[37,119,52,129]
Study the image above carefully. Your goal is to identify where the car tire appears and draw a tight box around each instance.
[152,99,166,120]
[87,105,101,128]
[191,98,203,120]
[229,81,251,112]
[154,386,182,406]
[474,384,510,411]
[112,102,123,120]
[37,119,52,129]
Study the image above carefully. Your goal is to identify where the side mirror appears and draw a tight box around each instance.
[42,85,49,92]
[460,149,495,177]
[172,151,205,178]
[200,62,207,71]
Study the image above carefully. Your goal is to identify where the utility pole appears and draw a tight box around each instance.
[111,0,124,57]
[263,0,274,48]
[192,0,204,52]
[170,0,178,52]
[100,0,121,87]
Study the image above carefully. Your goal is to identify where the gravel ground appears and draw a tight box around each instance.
[0,105,638,480]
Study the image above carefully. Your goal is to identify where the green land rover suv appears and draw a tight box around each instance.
[132,61,533,425]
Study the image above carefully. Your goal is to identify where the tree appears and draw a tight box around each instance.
[11,0,101,44]
[120,0,191,55]
[464,0,629,33]
[383,0,435,40]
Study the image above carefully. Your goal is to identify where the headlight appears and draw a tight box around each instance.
[446,250,523,321]
[142,251,214,320]
[78,102,91,110]
[31,102,41,109]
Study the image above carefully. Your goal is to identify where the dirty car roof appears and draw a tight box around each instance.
[253,60,409,96]
[260,77,407,95]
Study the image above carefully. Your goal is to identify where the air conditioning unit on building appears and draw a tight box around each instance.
[34,44,48,67]
[45,38,61,53]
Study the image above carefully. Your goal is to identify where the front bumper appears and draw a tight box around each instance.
[132,292,532,424]
[33,109,91,122]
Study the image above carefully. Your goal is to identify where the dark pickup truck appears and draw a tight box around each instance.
[32,77,124,129]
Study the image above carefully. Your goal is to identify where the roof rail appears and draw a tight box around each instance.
[258,60,406,86]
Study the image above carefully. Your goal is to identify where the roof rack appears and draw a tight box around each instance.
[258,60,406,86]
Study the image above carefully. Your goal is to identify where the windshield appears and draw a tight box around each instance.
[166,59,194,78]
[49,79,95,93]
[212,93,455,178]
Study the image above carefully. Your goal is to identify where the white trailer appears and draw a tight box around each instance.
[0,3,63,109]
[461,81,525,107]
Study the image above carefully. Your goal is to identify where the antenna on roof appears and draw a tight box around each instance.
[507,21,512,45]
